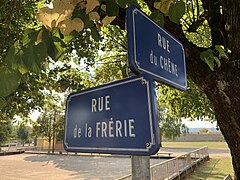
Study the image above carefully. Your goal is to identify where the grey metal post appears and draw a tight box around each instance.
[127,69,151,180]
[131,156,150,180]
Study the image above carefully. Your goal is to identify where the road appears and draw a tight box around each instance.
[0,146,230,180]
[0,153,165,180]
[160,147,231,157]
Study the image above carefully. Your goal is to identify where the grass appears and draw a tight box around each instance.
[162,141,233,179]
[185,157,234,180]
[162,141,229,149]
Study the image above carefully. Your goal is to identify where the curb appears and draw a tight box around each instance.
[0,150,25,156]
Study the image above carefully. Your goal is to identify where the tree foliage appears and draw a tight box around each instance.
[0,0,42,119]
[158,105,189,141]
[157,79,215,120]
[17,124,30,146]
[0,120,11,148]
[33,93,64,153]
[199,128,209,133]
[0,0,212,123]
[93,26,128,84]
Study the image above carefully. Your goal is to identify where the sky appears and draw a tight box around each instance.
[182,118,217,128]
[29,110,41,121]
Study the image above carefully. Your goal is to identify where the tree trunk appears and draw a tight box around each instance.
[184,40,240,179]
[48,138,51,154]
[52,133,55,154]
[34,137,37,146]
[216,107,240,180]
[201,75,240,179]
[52,110,56,154]
[169,11,240,179]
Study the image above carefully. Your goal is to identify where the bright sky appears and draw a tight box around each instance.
[29,110,41,121]
[182,118,217,128]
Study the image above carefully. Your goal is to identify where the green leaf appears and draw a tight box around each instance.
[85,21,95,29]
[35,43,48,60]
[5,45,28,74]
[91,26,101,41]
[63,33,76,44]
[200,49,221,71]
[32,42,48,73]
[0,67,21,97]
[169,0,185,24]
[116,0,126,8]
[20,73,28,84]
[0,98,6,110]
[125,0,139,7]
[13,50,28,74]
[22,42,47,73]
[31,62,41,73]
[150,10,164,26]
[106,0,119,16]
[200,49,214,71]
[154,0,172,15]
[101,4,107,12]
[5,46,16,67]
[23,29,38,47]
[42,29,65,61]
[46,38,58,61]
[22,46,34,70]
[53,37,66,60]
[215,45,228,59]
[76,9,89,27]
[214,56,221,68]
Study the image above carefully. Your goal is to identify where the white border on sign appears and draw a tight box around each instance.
[64,77,156,152]
[132,8,187,90]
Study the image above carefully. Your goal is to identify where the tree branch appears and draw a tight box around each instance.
[187,12,207,32]
[163,18,212,87]
[202,0,225,46]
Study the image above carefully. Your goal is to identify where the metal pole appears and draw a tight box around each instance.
[128,70,151,180]
[131,156,150,180]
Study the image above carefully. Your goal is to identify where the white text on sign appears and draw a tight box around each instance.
[149,33,178,77]
[73,95,136,139]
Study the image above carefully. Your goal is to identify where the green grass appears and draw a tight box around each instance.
[162,141,233,179]
[185,157,234,180]
[162,141,229,149]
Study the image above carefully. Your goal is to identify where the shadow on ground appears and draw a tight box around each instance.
[23,153,165,179]
[24,154,132,179]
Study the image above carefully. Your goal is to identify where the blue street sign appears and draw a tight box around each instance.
[127,5,187,91]
[64,77,160,155]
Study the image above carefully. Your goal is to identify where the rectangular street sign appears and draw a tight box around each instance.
[64,77,160,155]
[127,5,187,91]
